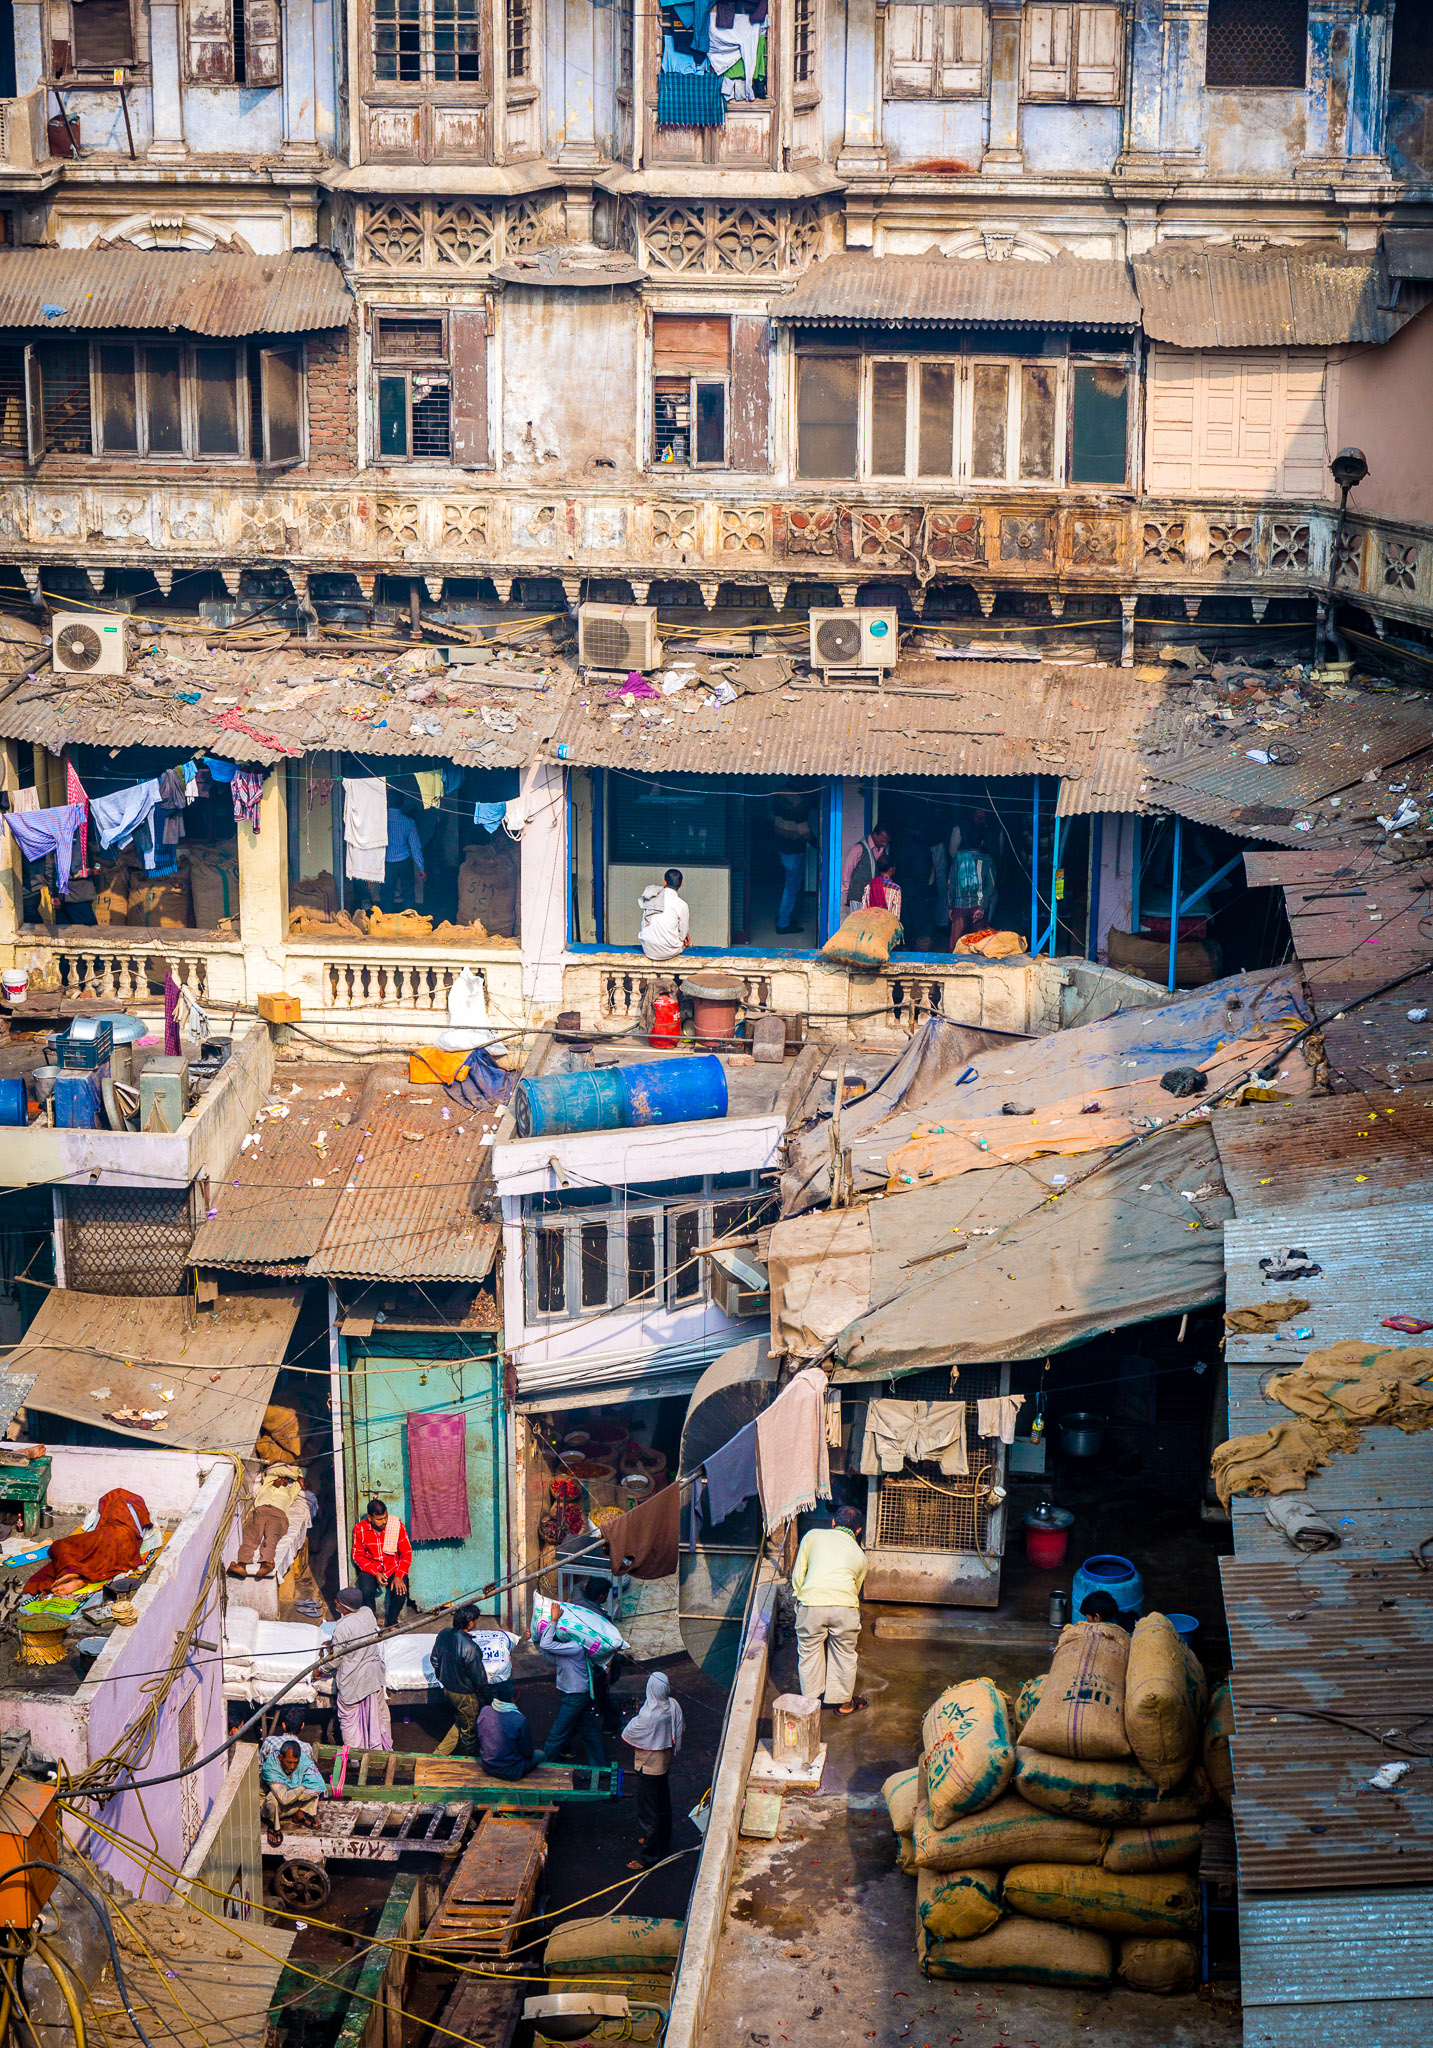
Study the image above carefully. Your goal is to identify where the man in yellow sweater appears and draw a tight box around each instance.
[791,1506,868,1714]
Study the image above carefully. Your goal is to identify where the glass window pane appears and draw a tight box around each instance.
[672,1208,701,1304]
[378,374,409,457]
[536,1228,565,1314]
[145,346,183,455]
[263,348,304,464]
[918,362,955,477]
[627,1214,658,1304]
[797,355,859,479]
[870,360,908,476]
[1019,363,1056,480]
[580,1222,609,1308]
[194,346,240,454]
[970,363,1009,479]
[99,344,137,453]
[695,381,725,465]
[1070,364,1128,484]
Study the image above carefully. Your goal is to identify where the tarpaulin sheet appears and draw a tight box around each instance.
[835,1123,1233,1379]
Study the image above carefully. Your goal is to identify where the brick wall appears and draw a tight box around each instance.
[304,321,359,475]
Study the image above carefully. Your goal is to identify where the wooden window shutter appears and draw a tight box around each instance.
[652,315,732,374]
[184,0,234,82]
[886,6,938,93]
[1072,3,1122,102]
[449,304,490,468]
[937,5,985,95]
[244,0,283,86]
[728,316,770,473]
[23,345,45,465]
[1022,3,1072,100]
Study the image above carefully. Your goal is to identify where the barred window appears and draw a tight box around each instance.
[506,0,530,78]
[1205,0,1307,89]
[618,0,633,86]
[1391,4,1433,91]
[0,345,23,453]
[40,341,93,454]
[793,0,813,85]
[374,0,481,83]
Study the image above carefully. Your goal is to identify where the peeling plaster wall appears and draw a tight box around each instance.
[499,291,641,480]
[1204,91,1306,181]
[1020,104,1122,176]
[882,100,986,174]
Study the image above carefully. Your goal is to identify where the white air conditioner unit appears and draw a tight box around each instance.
[52,612,132,679]
[809,607,899,673]
[577,602,661,674]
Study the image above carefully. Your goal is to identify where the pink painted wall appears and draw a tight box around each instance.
[1330,306,1433,528]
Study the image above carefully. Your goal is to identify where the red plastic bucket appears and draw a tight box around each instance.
[1026,1521,1069,1570]
[649,994,681,1048]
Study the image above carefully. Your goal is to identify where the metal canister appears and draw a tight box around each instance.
[1049,1589,1070,1629]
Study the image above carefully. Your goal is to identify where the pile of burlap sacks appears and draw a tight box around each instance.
[881,1616,1235,1994]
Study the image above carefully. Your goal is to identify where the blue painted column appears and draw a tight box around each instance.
[1167,814,1183,993]
[1087,815,1103,961]
[1303,1,1391,170]
[592,768,606,945]
[1030,779,1040,953]
[821,778,844,944]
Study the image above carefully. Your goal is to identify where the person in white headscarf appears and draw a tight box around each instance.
[621,1670,685,1869]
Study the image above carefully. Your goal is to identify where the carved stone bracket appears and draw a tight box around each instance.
[153,568,173,595]
[698,580,720,610]
[767,579,788,612]
[629,580,650,605]
[561,578,582,608]
[838,583,861,609]
[1250,596,1269,622]
[1183,597,1202,621]
[1119,593,1137,668]
[492,578,514,604]
[1046,594,1065,618]
[424,576,444,602]
[975,589,996,617]
[356,573,377,601]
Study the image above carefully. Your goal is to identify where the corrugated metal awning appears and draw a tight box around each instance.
[9,1291,301,1456]
[0,249,353,335]
[1134,243,1429,347]
[777,253,1140,329]
[1383,229,1433,281]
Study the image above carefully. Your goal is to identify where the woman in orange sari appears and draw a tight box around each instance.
[25,1488,152,1595]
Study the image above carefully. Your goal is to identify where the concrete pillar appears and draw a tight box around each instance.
[1123,0,1165,160]
[837,0,886,175]
[981,0,1023,174]
[283,0,320,149]
[520,762,567,1012]
[148,0,187,156]
[555,0,602,166]
[12,2,45,94]
[238,765,289,1002]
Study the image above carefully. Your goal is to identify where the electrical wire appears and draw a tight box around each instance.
[0,1864,159,2048]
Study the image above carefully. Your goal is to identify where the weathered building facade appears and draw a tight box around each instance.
[0,2,1430,636]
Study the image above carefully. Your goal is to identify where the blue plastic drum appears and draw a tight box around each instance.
[1072,1553,1145,1624]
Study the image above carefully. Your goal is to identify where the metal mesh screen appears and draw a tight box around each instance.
[1205,0,1307,89]
[63,1186,195,1295]
[874,1470,994,1554]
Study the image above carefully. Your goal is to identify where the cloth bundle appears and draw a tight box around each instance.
[861,1399,968,1477]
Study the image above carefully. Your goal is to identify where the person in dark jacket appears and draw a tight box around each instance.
[478,1697,542,1781]
[432,1605,493,1757]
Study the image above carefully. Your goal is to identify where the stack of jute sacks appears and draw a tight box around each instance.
[537,1915,682,2044]
[882,1616,1233,1995]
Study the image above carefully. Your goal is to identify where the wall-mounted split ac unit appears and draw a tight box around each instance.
[808,607,899,673]
[52,612,132,678]
[577,602,661,673]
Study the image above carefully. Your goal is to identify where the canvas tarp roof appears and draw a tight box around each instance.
[829,1123,1233,1379]
[10,1291,301,1456]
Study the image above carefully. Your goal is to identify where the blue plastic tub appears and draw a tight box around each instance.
[514,1054,729,1139]
[1167,1612,1199,1642]
[1072,1553,1145,1624]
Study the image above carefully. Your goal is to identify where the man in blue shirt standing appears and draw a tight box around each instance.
[382,804,426,912]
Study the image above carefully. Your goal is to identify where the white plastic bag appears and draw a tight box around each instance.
[442,967,495,1051]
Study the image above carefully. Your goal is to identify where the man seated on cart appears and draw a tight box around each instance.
[260,1738,328,1848]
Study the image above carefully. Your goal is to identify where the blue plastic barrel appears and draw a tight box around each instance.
[515,1067,628,1139]
[0,1077,26,1127]
[620,1055,728,1128]
[1072,1553,1144,1624]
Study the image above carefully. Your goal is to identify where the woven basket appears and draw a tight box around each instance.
[15,1612,71,1666]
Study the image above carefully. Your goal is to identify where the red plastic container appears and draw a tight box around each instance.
[1025,1520,1069,1570]
[649,994,681,1048]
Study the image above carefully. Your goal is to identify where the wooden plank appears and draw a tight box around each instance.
[422,1807,552,1958]
[433,1966,524,2048]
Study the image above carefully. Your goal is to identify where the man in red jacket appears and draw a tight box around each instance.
[351,1496,412,1627]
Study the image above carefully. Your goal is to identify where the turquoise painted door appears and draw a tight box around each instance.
[345,1336,505,1615]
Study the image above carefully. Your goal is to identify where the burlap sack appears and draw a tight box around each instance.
[1013,1675,1044,1735]
[1003,1863,1200,1939]
[919,1916,1112,1987]
[1118,1937,1200,1994]
[916,1867,1002,1942]
[1014,1746,1204,1827]
[1020,1622,1131,1761]
[922,1678,1016,1827]
[1202,1680,1235,1806]
[544,1916,684,1978]
[913,1790,1107,1872]
[895,1834,917,1874]
[1124,1614,1209,1791]
[820,907,903,970]
[881,1766,920,1838]
[1102,1822,1203,1874]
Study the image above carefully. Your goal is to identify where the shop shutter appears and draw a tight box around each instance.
[1022,3,1072,100]
[886,6,938,93]
[184,0,234,82]
[937,5,986,95]
[652,315,732,374]
[728,315,770,472]
[449,304,490,467]
[1072,3,1122,102]
[244,0,284,86]
[1145,352,1196,492]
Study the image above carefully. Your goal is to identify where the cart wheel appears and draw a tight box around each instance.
[274,1860,330,1912]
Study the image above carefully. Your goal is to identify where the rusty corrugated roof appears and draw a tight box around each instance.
[1220,1554,1433,1893]
[1212,1091,1433,1219]
[307,1062,500,1282]
[0,249,353,335]
[548,660,1179,791]
[1134,243,1429,347]
[189,1063,380,1274]
[777,253,1140,328]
